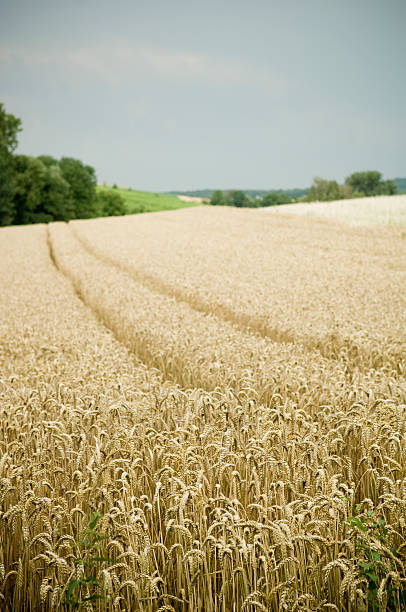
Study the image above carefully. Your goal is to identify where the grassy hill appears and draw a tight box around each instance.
[97,186,200,214]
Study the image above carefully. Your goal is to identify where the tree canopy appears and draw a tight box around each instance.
[225,190,250,207]
[0,103,22,153]
[59,157,98,219]
[345,171,397,197]
[97,189,126,217]
[0,102,113,226]
[306,177,342,202]
[0,104,22,226]
[210,189,225,206]
[261,192,291,206]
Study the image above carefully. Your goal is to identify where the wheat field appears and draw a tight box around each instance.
[261,194,406,228]
[1,203,406,611]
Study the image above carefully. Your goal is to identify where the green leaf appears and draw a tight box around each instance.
[65,579,80,600]
[74,558,85,566]
[351,518,367,532]
[371,551,380,561]
[358,562,372,570]
[88,512,102,530]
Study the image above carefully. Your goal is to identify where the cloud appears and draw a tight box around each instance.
[0,41,283,90]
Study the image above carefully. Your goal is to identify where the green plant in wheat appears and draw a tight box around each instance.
[64,512,111,610]
[345,505,406,611]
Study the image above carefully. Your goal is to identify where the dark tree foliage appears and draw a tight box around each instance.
[0,103,22,152]
[0,152,16,226]
[306,177,342,202]
[13,155,75,224]
[378,180,397,196]
[97,190,127,217]
[41,165,75,222]
[0,103,22,226]
[37,155,59,168]
[261,192,292,206]
[59,157,98,219]
[225,190,250,207]
[210,189,225,206]
[345,171,397,197]
[13,155,47,225]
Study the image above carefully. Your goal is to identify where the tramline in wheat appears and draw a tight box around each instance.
[0,204,405,611]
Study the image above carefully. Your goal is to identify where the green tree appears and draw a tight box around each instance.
[0,103,22,226]
[0,103,22,152]
[210,189,225,205]
[0,153,16,226]
[37,154,59,168]
[261,192,292,207]
[97,189,127,216]
[344,171,396,196]
[59,157,98,219]
[378,179,397,196]
[40,165,75,222]
[13,155,47,224]
[307,177,341,202]
[225,190,249,207]
[12,156,74,224]
[338,183,354,199]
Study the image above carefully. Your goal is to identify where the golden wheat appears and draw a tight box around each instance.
[0,212,405,611]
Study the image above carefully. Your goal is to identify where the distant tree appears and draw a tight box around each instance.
[261,192,292,207]
[306,177,341,202]
[338,183,354,199]
[59,157,98,218]
[40,165,75,221]
[13,155,47,224]
[344,171,396,197]
[0,103,22,226]
[210,189,225,206]
[0,152,16,226]
[225,190,249,207]
[37,154,59,168]
[0,103,22,152]
[97,190,127,216]
[12,155,74,224]
[378,179,397,195]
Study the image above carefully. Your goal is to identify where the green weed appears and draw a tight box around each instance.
[64,512,111,610]
[344,505,406,611]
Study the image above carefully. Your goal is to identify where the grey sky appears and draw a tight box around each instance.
[1,0,405,191]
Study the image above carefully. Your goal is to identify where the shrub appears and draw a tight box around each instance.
[97,189,127,217]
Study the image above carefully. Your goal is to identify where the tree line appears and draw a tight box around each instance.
[0,103,126,227]
[210,173,397,208]
[210,189,292,207]
[305,173,397,202]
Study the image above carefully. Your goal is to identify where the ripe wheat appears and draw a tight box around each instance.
[0,209,405,611]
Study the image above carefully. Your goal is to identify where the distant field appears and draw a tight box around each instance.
[97,185,200,214]
[262,193,406,227]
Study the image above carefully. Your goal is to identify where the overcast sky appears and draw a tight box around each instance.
[1,0,405,191]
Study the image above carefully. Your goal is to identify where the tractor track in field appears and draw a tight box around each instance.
[68,222,404,375]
